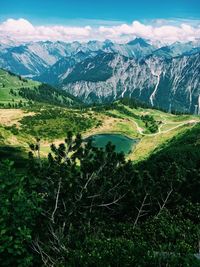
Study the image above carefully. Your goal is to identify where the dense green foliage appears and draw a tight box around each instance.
[0,146,27,167]
[19,108,99,140]
[141,114,159,133]
[90,101,160,133]
[119,97,151,109]
[88,99,144,113]
[0,123,200,266]
[89,101,140,119]
[0,161,40,267]
[18,84,81,107]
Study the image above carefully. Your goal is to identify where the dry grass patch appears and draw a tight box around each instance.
[0,109,35,127]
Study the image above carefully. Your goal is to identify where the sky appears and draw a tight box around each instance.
[0,0,200,44]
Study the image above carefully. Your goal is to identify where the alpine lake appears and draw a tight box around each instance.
[85,134,139,154]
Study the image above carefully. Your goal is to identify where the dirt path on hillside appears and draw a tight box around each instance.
[132,118,199,136]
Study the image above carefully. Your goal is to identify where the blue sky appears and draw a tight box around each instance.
[0,0,200,25]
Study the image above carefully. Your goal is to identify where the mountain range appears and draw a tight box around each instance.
[0,38,200,113]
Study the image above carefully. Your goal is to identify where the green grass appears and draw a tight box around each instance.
[131,124,194,161]
[115,122,138,137]
[0,69,40,105]
[160,123,181,131]
[19,107,100,141]
[0,106,101,158]
[89,103,200,161]
[0,69,81,108]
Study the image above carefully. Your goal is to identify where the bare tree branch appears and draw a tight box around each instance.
[51,177,62,223]
[33,238,56,267]
[156,188,173,217]
[133,193,150,228]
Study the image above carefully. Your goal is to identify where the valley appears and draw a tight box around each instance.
[1,88,200,266]
[0,65,199,163]
[0,36,200,267]
[0,102,199,162]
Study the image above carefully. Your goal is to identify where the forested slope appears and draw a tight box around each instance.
[0,123,199,266]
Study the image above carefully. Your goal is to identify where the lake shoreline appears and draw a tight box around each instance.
[84,133,140,155]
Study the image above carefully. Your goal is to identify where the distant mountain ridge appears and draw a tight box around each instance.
[0,38,200,113]
[1,38,198,77]
[62,51,200,114]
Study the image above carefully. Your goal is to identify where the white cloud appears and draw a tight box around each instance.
[1,18,35,33]
[0,18,200,45]
[98,21,200,44]
[0,18,92,44]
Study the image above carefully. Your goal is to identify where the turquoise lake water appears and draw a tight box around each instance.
[87,134,139,154]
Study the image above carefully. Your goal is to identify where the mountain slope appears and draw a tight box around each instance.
[151,41,200,59]
[0,41,79,77]
[61,52,200,113]
[0,69,80,107]
[1,39,199,79]
[1,39,200,113]
[0,39,156,77]
[0,45,49,77]
[35,50,98,85]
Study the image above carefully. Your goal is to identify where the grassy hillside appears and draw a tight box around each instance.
[88,102,199,161]
[0,69,80,107]
[137,121,200,176]
[0,69,38,105]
